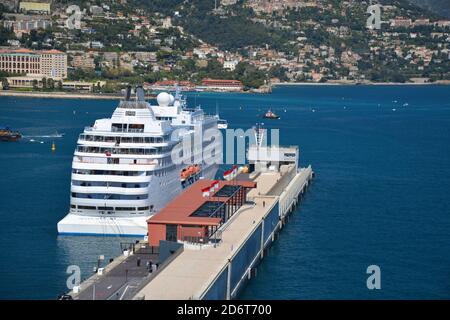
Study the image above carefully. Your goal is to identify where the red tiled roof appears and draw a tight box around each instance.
[40,49,65,54]
[147,179,256,226]
[0,48,65,55]
[0,48,34,54]
[201,78,243,85]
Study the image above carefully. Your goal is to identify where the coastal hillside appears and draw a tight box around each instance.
[0,0,449,90]
[407,0,450,18]
[130,0,449,83]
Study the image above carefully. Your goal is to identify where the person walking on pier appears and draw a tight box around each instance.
[147,261,153,273]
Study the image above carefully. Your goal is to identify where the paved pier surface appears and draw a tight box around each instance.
[72,245,159,300]
[137,166,310,300]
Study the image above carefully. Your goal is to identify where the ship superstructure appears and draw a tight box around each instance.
[57,86,221,236]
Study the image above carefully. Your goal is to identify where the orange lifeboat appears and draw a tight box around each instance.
[192,164,200,174]
[180,164,201,182]
[180,168,189,180]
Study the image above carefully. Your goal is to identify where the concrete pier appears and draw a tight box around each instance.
[68,138,314,300]
[69,165,313,300]
[135,165,314,300]
[68,241,183,300]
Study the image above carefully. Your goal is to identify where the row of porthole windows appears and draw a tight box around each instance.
[72,168,169,177]
[71,193,148,200]
[72,169,145,176]
[71,204,153,211]
[72,180,149,188]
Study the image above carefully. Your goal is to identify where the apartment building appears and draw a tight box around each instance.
[3,19,52,37]
[19,1,51,14]
[0,48,67,79]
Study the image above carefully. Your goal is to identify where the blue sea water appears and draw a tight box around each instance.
[0,85,450,299]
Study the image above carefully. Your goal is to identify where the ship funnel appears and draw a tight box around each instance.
[136,86,145,102]
[124,85,132,101]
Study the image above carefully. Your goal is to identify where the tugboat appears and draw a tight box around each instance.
[263,109,280,119]
[0,127,22,142]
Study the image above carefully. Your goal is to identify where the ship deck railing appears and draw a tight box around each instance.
[84,127,145,134]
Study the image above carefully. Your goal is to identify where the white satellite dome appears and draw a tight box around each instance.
[157,92,171,106]
[169,94,175,105]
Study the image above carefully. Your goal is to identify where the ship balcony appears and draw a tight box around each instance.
[77,140,173,148]
[71,185,149,195]
[71,173,151,183]
[111,128,145,133]
[74,147,173,158]
[84,126,146,134]
[73,156,160,166]
[69,207,150,217]
[70,197,150,207]
[72,162,158,173]
[78,133,173,143]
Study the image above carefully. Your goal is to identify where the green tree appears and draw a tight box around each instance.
[1,78,9,90]
[47,78,55,90]
[0,26,15,46]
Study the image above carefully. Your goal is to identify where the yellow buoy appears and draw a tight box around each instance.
[51,141,56,152]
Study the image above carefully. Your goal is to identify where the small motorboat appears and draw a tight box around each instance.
[0,127,22,142]
[217,119,228,129]
[263,109,280,119]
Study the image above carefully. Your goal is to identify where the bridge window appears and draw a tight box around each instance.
[77,205,96,210]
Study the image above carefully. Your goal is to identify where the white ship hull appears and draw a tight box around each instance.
[57,215,149,237]
[58,163,218,236]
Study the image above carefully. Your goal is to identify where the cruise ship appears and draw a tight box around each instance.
[57,86,221,236]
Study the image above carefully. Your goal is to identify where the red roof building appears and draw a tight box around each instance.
[147,179,256,246]
[200,79,244,91]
